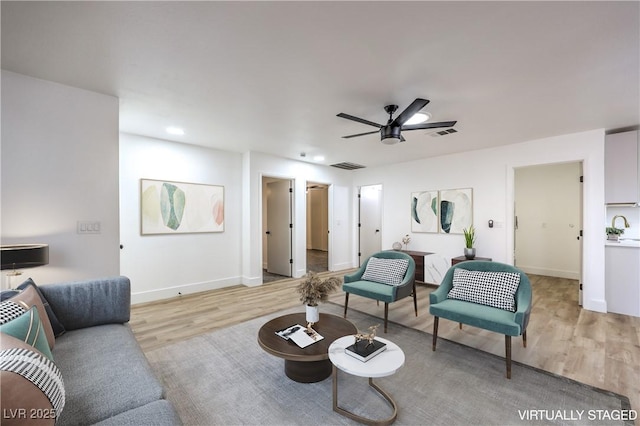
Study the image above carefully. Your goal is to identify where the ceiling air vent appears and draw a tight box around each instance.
[429,128,458,137]
[331,162,366,170]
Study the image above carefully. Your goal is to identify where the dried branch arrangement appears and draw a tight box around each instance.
[296,272,341,306]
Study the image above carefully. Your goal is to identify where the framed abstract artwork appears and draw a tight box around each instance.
[140,179,224,235]
[439,188,473,234]
[411,190,439,233]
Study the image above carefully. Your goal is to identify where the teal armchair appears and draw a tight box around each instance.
[343,251,416,333]
[429,260,532,379]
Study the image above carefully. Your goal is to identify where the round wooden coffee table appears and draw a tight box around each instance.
[258,312,357,383]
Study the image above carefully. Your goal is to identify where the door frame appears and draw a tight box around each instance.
[306,181,330,273]
[510,160,584,305]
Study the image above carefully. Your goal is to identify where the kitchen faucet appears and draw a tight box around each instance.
[611,215,630,229]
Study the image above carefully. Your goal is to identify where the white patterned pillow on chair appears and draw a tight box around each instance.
[361,257,409,286]
[447,268,521,312]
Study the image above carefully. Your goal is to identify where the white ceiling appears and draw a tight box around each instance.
[2,1,638,168]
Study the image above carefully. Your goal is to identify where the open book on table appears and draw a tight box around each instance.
[275,324,324,348]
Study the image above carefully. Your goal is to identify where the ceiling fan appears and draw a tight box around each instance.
[337,98,457,145]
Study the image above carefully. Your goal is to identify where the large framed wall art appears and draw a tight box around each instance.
[411,190,439,233]
[439,188,473,234]
[140,179,224,235]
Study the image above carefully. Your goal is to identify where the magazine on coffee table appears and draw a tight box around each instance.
[275,324,324,348]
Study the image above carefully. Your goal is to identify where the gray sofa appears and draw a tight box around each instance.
[39,277,181,425]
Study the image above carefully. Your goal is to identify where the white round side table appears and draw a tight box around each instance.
[328,335,405,425]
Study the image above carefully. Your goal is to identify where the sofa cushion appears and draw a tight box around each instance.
[0,333,65,425]
[361,257,409,286]
[0,305,54,361]
[93,400,182,426]
[39,277,130,331]
[53,324,165,426]
[447,268,520,312]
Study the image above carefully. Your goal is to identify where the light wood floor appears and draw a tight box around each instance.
[131,272,640,413]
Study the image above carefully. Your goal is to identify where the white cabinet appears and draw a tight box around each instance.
[605,245,640,317]
[605,131,639,204]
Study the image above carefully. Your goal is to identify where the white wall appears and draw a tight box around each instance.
[243,152,353,286]
[1,71,120,286]
[353,129,607,313]
[119,133,243,303]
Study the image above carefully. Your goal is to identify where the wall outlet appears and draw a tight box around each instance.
[77,221,101,234]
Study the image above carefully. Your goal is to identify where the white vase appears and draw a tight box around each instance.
[464,247,476,260]
[306,304,319,323]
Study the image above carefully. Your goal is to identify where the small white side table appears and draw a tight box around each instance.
[328,336,405,426]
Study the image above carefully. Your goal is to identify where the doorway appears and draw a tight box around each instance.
[306,182,329,273]
[359,184,382,265]
[262,177,293,283]
[514,162,583,304]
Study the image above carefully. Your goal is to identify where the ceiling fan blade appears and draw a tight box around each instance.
[392,98,430,127]
[342,130,381,139]
[401,121,457,131]
[337,113,382,129]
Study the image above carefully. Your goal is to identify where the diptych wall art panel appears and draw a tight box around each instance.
[411,190,439,233]
[141,179,224,235]
[439,188,473,234]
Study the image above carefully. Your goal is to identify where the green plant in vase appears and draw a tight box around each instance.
[463,226,476,259]
[606,227,624,241]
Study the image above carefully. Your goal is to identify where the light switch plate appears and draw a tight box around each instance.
[77,221,101,234]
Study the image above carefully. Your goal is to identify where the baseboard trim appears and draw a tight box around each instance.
[584,298,607,313]
[131,277,242,304]
[332,261,354,271]
[517,265,580,280]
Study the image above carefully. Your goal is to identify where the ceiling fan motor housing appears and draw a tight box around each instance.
[380,125,402,144]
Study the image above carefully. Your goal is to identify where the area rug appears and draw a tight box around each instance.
[145,303,632,425]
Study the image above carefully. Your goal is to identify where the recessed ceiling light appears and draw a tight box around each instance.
[166,126,185,135]
[404,112,431,126]
[313,155,325,162]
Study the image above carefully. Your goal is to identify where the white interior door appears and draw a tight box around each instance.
[267,179,292,276]
[359,184,382,265]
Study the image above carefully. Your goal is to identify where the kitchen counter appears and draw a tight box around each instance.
[605,239,640,248]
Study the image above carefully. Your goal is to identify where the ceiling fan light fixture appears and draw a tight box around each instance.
[381,136,401,145]
[404,112,431,125]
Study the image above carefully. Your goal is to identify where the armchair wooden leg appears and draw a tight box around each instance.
[505,335,512,379]
[383,303,389,333]
[522,330,527,348]
[344,293,349,318]
[412,282,418,317]
[432,317,439,351]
